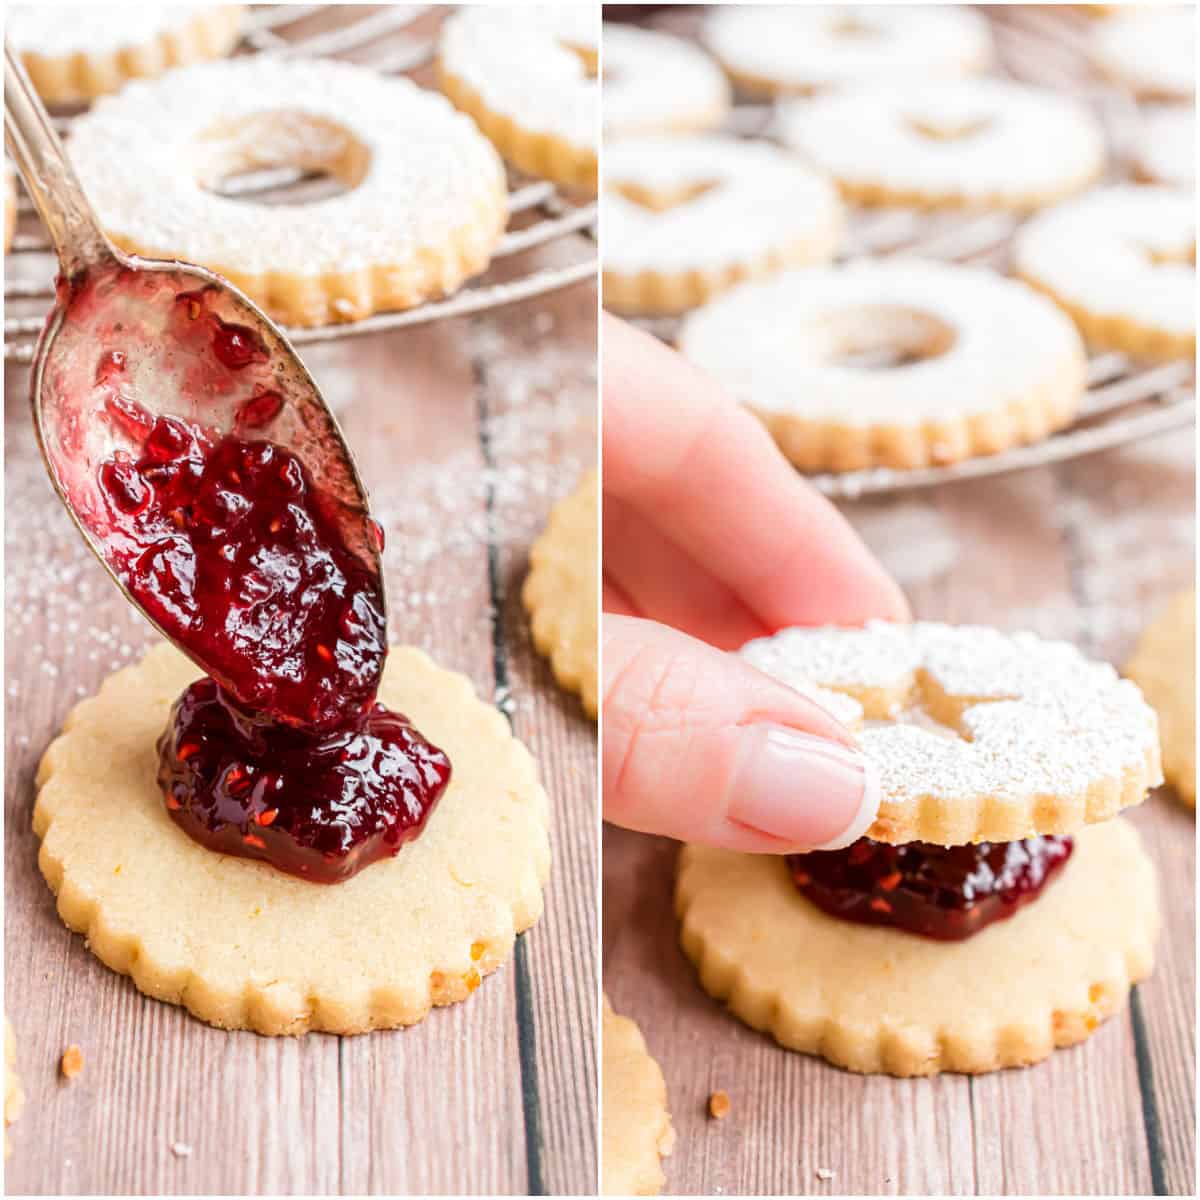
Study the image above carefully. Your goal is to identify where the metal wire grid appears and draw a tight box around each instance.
[633,4,1195,499]
[3,4,597,364]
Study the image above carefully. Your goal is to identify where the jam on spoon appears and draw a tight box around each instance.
[86,282,450,883]
[788,835,1074,941]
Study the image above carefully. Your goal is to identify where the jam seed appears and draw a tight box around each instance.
[878,871,903,891]
[243,832,266,849]
[256,808,279,827]
[869,897,893,914]
[315,644,334,663]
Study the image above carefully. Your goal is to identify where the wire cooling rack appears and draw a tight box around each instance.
[629,3,1195,499]
[3,4,597,364]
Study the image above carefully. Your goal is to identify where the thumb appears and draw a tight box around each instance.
[603,614,880,853]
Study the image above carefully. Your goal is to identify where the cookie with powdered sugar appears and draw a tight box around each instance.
[739,621,1162,845]
[65,57,508,327]
[673,621,1162,1075]
[603,135,842,316]
[438,5,598,191]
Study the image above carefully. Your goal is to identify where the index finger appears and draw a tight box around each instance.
[602,314,909,631]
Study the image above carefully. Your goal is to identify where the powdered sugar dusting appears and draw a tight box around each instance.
[741,620,1160,807]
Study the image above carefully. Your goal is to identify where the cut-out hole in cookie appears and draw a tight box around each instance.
[609,178,722,213]
[827,16,882,39]
[193,111,371,207]
[561,39,599,78]
[860,670,1017,743]
[905,114,995,142]
[813,305,957,370]
[1136,238,1197,268]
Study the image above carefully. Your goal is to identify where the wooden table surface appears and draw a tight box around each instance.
[603,428,1196,1196]
[3,230,599,1192]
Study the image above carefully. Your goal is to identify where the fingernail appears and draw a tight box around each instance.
[727,725,881,851]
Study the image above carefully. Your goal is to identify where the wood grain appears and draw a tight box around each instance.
[603,432,1195,1196]
[3,258,598,1192]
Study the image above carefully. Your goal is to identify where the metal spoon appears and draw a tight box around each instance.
[3,45,386,652]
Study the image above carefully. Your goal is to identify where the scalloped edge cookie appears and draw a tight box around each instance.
[1126,590,1196,809]
[676,818,1159,1076]
[437,7,597,191]
[34,643,551,1036]
[5,1020,22,1158]
[65,57,509,328]
[677,260,1086,473]
[602,996,675,1195]
[739,621,1161,846]
[523,470,598,719]
[13,5,245,105]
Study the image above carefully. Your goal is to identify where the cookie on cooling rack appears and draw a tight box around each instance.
[604,135,842,316]
[523,471,598,718]
[1013,185,1195,362]
[1126,590,1196,809]
[676,621,1162,1075]
[703,4,992,96]
[603,24,730,140]
[778,78,1105,211]
[677,259,1087,473]
[34,643,551,1034]
[1132,108,1195,190]
[1091,7,1195,101]
[64,57,508,328]
[439,5,598,191]
[8,4,244,104]
[602,997,674,1195]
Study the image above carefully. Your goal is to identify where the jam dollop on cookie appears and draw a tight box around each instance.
[84,276,451,882]
[788,835,1074,941]
[158,677,450,883]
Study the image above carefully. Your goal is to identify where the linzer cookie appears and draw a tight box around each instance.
[677,260,1086,472]
[34,643,551,1035]
[1127,591,1196,809]
[675,621,1162,1074]
[439,5,598,190]
[8,4,244,104]
[603,24,730,139]
[604,135,842,316]
[777,78,1105,211]
[64,57,508,326]
[1091,7,1195,101]
[1013,185,1196,361]
[602,997,674,1195]
[703,4,992,96]
[524,470,598,718]
[1133,108,1195,189]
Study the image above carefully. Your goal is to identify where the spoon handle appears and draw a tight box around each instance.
[4,42,118,280]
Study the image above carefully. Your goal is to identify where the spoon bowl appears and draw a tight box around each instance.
[4,44,385,663]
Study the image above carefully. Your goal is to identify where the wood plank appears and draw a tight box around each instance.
[478,251,600,1196]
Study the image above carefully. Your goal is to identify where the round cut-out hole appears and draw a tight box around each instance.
[193,111,370,207]
[905,114,994,142]
[610,178,721,213]
[816,305,957,370]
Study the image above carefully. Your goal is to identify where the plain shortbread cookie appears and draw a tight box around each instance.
[676,818,1159,1075]
[1126,591,1195,808]
[523,470,598,719]
[602,996,675,1195]
[34,643,551,1035]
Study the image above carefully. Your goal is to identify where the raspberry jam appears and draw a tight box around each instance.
[158,677,451,883]
[54,267,451,882]
[788,835,1074,941]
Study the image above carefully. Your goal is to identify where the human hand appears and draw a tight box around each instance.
[602,314,909,853]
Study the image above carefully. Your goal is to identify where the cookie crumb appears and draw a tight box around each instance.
[171,1141,193,1158]
[60,1045,83,1080]
[708,1090,731,1120]
[815,1167,835,1182]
